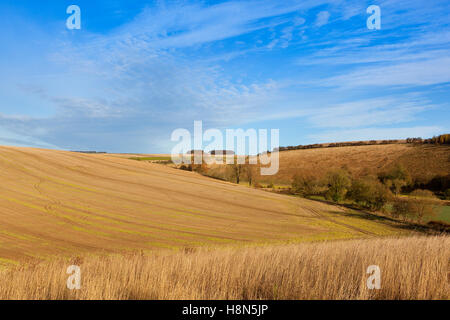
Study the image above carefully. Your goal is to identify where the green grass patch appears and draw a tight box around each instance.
[433,205,450,223]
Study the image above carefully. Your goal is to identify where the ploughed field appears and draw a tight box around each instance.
[0,146,406,267]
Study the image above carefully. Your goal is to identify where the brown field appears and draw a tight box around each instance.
[0,145,411,267]
[0,235,447,300]
[257,144,450,185]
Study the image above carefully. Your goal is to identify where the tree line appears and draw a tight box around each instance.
[406,134,450,145]
[276,139,401,152]
[276,133,450,152]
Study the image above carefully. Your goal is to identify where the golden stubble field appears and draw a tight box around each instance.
[0,146,409,267]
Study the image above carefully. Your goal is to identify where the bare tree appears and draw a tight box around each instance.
[231,164,243,184]
[408,190,439,223]
[244,164,256,186]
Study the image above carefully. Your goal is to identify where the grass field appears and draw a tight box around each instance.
[0,146,412,268]
[259,144,450,185]
[436,205,450,223]
[201,144,450,190]
[0,235,447,300]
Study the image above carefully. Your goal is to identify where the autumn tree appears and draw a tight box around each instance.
[228,163,243,184]
[408,189,439,223]
[244,164,257,186]
[291,173,323,197]
[348,177,390,211]
[325,169,351,202]
[379,164,411,195]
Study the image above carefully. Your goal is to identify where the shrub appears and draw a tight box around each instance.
[325,170,351,202]
[253,182,262,189]
[224,164,243,183]
[444,189,450,200]
[409,189,436,199]
[179,164,192,171]
[192,162,208,174]
[378,164,412,195]
[391,190,439,223]
[391,198,410,220]
[291,173,323,197]
[348,178,390,211]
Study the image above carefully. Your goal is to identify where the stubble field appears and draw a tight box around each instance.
[0,146,447,300]
[0,146,408,267]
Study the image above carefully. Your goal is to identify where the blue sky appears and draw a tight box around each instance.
[0,0,449,153]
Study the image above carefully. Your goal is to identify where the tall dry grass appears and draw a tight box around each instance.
[0,236,448,300]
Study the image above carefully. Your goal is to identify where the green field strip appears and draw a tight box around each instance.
[0,193,251,245]
[0,230,43,242]
[1,181,400,246]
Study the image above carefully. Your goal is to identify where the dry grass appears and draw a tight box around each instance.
[1,235,448,300]
[262,144,450,184]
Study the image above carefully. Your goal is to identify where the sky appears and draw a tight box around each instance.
[0,0,449,153]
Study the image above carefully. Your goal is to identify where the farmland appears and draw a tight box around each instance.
[0,145,448,300]
[204,144,450,186]
[0,146,411,267]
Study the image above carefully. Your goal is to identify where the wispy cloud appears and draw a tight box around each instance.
[315,11,330,27]
[307,96,435,128]
[323,57,450,88]
[0,0,449,152]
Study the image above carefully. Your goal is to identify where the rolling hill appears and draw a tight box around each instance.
[247,143,450,185]
[0,146,406,266]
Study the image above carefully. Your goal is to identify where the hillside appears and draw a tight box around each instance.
[260,144,450,185]
[0,146,407,267]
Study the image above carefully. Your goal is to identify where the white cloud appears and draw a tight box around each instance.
[0,125,60,149]
[324,57,450,87]
[110,0,327,50]
[308,96,434,128]
[315,11,330,27]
